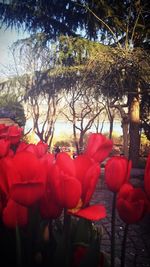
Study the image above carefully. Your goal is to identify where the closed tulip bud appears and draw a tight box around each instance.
[105,156,132,192]
[117,183,147,224]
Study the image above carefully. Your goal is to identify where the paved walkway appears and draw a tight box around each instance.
[91,169,150,267]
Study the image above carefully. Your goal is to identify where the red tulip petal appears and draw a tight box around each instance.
[36,141,48,157]
[85,133,113,163]
[2,199,28,228]
[105,156,131,192]
[12,151,46,183]
[117,198,145,224]
[39,195,62,219]
[0,139,10,157]
[56,152,76,177]
[10,181,45,206]
[69,204,106,221]
[82,163,100,205]
[74,155,93,183]
[57,175,82,209]
[117,183,133,199]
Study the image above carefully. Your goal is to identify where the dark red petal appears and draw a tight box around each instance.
[39,195,62,219]
[2,199,28,228]
[117,199,145,224]
[10,181,45,206]
[117,183,133,199]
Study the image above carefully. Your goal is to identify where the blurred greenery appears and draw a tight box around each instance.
[0,94,26,127]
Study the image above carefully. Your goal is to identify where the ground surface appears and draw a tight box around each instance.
[91,168,150,267]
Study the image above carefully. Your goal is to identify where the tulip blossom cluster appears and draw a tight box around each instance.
[0,125,113,229]
[105,155,150,224]
[0,123,150,267]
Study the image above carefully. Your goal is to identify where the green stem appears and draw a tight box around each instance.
[64,209,71,267]
[16,225,22,267]
[121,224,129,267]
[111,192,117,267]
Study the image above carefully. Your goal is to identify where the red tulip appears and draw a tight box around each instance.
[68,154,106,221]
[49,152,81,209]
[39,180,63,219]
[0,157,13,197]
[36,140,48,157]
[0,139,10,157]
[2,199,28,228]
[17,140,50,159]
[8,151,47,206]
[74,155,100,206]
[105,156,132,192]
[144,154,150,200]
[85,133,113,163]
[7,125,23,145]
[117,183,147,224]
[16,141,29,152]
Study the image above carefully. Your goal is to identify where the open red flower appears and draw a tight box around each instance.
[17,140,49,158]
[68,154,106,221]
[8,151,47,206]
[117,183,147,224]
[105,156,132,192]
[85,133,113,163]
[144,154,150,200]
[49,152,81,209]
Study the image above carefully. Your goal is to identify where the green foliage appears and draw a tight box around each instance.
[0,94,26,127]
[0,0,149,48]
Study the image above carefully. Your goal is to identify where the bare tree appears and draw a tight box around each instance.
[62,83,105,154]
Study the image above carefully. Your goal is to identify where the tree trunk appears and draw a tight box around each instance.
[129,97,141,167]
[121,117,129,157]
[79,131,84,154]
[73,123,79,155]
[109,118,114,139]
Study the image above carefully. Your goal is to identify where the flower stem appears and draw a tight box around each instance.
[121,224,129,267]
[16,225,22,267]
[111,192,117,267]
[64,209,71,267]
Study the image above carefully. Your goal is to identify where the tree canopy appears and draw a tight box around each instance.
[0,0,149,48]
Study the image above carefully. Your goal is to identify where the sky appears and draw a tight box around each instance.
[0,26,29,77]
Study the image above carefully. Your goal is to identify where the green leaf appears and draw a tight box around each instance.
[78,229,101,267]
[72,218,93,246]
[52,231,72,267]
